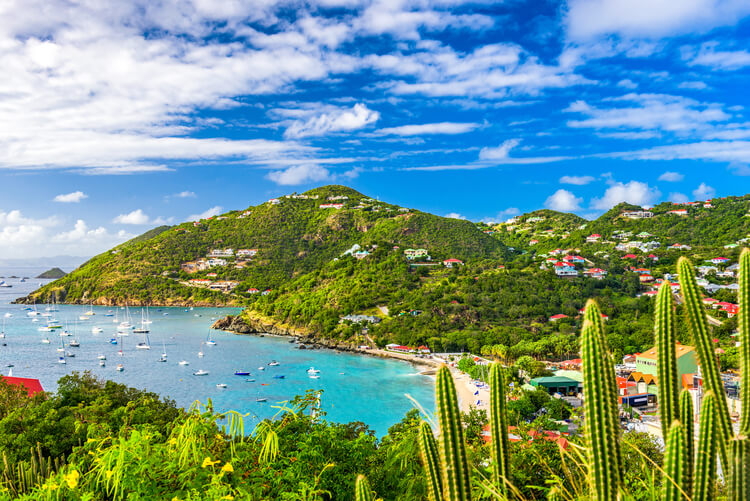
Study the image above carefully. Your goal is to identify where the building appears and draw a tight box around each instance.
[586,234,602,243]
[443,258,464,268]
[319,203,344,209]
[385,344,414,353]
[236,249,258,258]
[669,209,688,216]
[268,198,280,205]
[404,248,430,260]
[622,210,654,219]
[555,266,578,277]
[208,248,234,257]
[636,344,698,382]
[353,250,370,260]
[549,314,569,322]
[711,257,730,265]
[246,288,260,294]
[0,376,44,396]
[529,376,580,396]
[206,258,227,267]
[340,314,381,324]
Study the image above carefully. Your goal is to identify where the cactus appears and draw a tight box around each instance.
[436,365,471,501]
[581,299,621,500]
[489,363,510,493]
[739,249,750,436]
[730,436,750,501]
[679,389,694,498]
[656,282,679,440]
[693,391,718,501]
[663,420,688,501]
[678,257,731,468]
[419,421,444,501]
[355,474,375,501]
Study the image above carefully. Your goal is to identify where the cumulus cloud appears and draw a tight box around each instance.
[283,103,380,139]
[445,213,466,220]
[53,191,88,203]
[658,171,684,182]
[187,206,223,222]
[376,122,480,136]
[545,189,583,211]
[266,164,332,185]
[559,175,595,185]
[590,180,661,210]
[174,191,196,198]
[683,43,750,70]
[692,182,716,199]
[113,209,151,225]
[479,139,521,160]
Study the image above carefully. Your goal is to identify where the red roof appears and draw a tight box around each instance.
[622,254,638,259]
[444,258,463,263]
[549,314,569,320]
[1,377,44,397]
[588,234,601,238]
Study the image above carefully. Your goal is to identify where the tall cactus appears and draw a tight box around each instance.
[489,363,510,493]
[693,391,718,501]
[355,474,375,501]
[730,436,750,501]
[663,420,689,501]
[436,365,471,501]
[739,249,750,436]
[679,389,695,498]
[419,421,444,501]
[678,257,731,468]
[581,299,621,500]
[656,282,679,440]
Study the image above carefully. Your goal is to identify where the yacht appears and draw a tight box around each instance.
[307,367,320,374]
[91,327,103,334]
[179,360,190,366]
[97,355,106,360]
[268,361,280,367]
[193,369,210,376]
[216,383,227,389]
[116,364,124,372]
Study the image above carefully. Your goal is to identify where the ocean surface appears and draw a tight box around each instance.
[0,271,435,436]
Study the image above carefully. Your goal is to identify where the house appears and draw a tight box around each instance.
[622,210,654,219]
[268,198,280,205]
[209,281,239,291]
[647,254,659,261]
[642,290,658,297]
[246,288,260,294]
[577,309,609,320]
[711,257,730,265]
[549,314,569,322]
[669,243,691,250]
[626,373,658,395]
[353,250,370,260]
[261,289,272,295]
[669,209,688,216]
[180,260,210,274]
[562,255,585,264]
[236,249,258,258]
[340,314,381,324]
[621,254,638,260]
[385,344,414,353]
[702,297,718,306]
[188,279,212,286]
[529,376,580,396]
[206,258,227,267]
[555,266,578,277]
[206,272,218,277]
[549,249,563,256]
[0,376,44,397]
[417,345,431,354]
[586,234,602,243]
[404,248,430,260]
[319,203,344,209]
[637,232,652,238]
[529,239,539,245]
[583,268,608,279]
[636,344,697,382]
[208,248,234,257]
[639,274,654,283]
[443,258,464,268]
[327,195,349,201]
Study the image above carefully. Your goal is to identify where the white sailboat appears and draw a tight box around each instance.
[158,342,167,362]
[198,342,204,358]
[0,318,5,339]
[91,326,103,334]
[205,330,216,346]
[133,309,149,334]
[143,306,152,325]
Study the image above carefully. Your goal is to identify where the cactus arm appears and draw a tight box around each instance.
[678,257,731,468]
[419,421,444,501]
[739,249,750,436]
[693,391,718,501]
[355,474,375,501]
[656,282,680,440]
[581,299,621,500]
[730,436,750,501]
[436,365,472,501]
[489,363,511,494]
[663,420,688,501]
[680,389,694,499]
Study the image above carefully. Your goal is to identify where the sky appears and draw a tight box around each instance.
[1,0,750,260]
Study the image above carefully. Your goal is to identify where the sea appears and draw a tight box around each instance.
[0,269,435,436]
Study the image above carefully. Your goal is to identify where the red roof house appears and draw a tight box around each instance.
[549,314,569,322]
[1,376,44,397]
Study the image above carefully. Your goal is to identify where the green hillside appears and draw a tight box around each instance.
[19,185,507,306]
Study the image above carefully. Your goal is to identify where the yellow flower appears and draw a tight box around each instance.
[63,470,80,489]
[105,470,115,480]
[171,497,181,501]
[220,463,234,474]
[168,438,178,446]
[202,457,221,468]
[221,496,234,500]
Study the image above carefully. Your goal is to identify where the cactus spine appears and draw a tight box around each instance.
[355,474,375,501]
[581,299,621,500]
[679,389,694,498]
[730,436,750,501]
[693,391,718,501]
[656,282,679,440]
[489,363,510,493]
[739,249,750,436]
[663,420,688,501]
[419,421,444,501]
[678,257,731,468]
[436,365,471,501]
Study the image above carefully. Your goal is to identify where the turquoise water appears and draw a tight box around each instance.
[0,275,435,436]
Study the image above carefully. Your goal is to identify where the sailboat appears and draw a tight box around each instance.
[158,342,167,362]
[198,342,205,358]
[133,309,150,334]
[205,330,216,346]
[57,336,66,353]
[193,369,209,376]
[91,326,103,334]
[0,318,5,339]
[135,329,151,350]
[85,301,95,316]
[143,306,152,325]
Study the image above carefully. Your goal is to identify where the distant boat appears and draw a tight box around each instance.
[179,360,190,366]
[193,369,209,376]
[0,318,5,339]
[0,281,12,288]
[245,378,256,382]
[234,371,251,376]
[99,360,106,367]
[205,330,216,346]
[133,309,150,333]
[268,361,280,367]
[116,364,124,372]
[69,340,80,347]
[158,342,167,362]
[273,375,285,379]
[41,337,50,344]
[255,397,267,402]
[65,351,75,358]
[309,375,320,379]
[307,367,320,374]
[216,383,227,389]
[91,327,103,334]
[98,355,106,360]
[257,366,265,371]
[198,342,204,358]
[109,337,118,345]
[58,357,66,364]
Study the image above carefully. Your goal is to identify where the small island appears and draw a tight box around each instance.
[36,267,67,279]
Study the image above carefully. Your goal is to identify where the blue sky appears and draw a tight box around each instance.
[1,0,750,258]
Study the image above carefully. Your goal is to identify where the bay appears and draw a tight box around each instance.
[0,273,435,436]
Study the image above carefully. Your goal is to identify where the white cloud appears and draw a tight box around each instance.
[669,192,689,203]
[266,164,332,186]
[613,140,750,163]
[678,81,708,90]
[0,211,132,258]
[565,0,750,40]
[692,182,716,199]
[187,206,223,222]
[113,209,158,225]
[283,103,380,139]
[559,175,595,185]
[658,171,684,182]
[683,43,750,70]
[617,79,637,89]
[445,213,466,220]
[376,122,480,136]
[545,189,583,211]
[590,180,661,210]
[481,207,520,224]
[174,191,196,198]
[479,139,521,160]
[53,191,88,203]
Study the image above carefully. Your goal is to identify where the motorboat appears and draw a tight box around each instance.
[216,383,227,389]
[99,360,106,367]
[91,327,103,334]
[179,360,189,366]
[255,397,267,402]
[273,375,285,379]
[193,369,210,376]
[309,375,320,379]
[116,364,124,372]
[307,367,320,374]
[234,371,251,376]
[268,361,280,367]
[58,357,66,364]
[98,355,106,360]
[69,340,80,347]
[257,366,265,371]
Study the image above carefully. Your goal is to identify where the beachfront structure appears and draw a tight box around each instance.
[529,376,580,396]
[385,344,414,353]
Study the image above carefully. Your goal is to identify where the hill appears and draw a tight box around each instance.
[18,185,507,307]
[35,267,67,279]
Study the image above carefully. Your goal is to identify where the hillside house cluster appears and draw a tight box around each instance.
[181,247,260,274]
[187,279,239,292]
[622,210,654,219]
[404,248,430,260]
[319,203,344,209]
[340,314,381,324]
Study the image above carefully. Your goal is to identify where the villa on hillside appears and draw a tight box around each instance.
[209,248,234,257]
[404,248,430,260]
[443,258,464,268]
[340,314,381,324]
[586,234,601,243]
[668,209,688,216]
[236,249,258,257]
[549,314,569,322]
[622,210,654,219]
[319,203,344,209]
